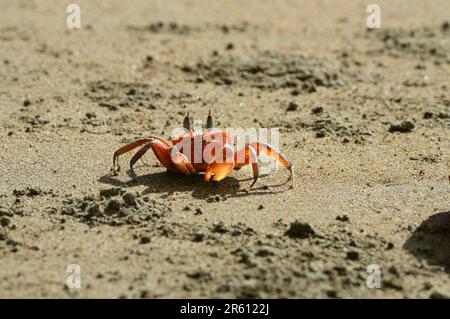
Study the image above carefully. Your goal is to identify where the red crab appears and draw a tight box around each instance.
[112,110,293,188]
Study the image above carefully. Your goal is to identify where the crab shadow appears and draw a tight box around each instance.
[403,211,450,274]
[98,166,289,200]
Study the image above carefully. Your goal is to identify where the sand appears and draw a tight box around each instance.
[0,0,449,298]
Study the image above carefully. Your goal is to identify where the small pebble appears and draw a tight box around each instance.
[122,192,137,206]
[139,236,151,244]
[346,251,359,261]
[286,101,298,112]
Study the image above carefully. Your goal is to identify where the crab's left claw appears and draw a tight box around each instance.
[204,162,234,183]
[204,145,234,183]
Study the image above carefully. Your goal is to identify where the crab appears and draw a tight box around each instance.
[111,110,293,188]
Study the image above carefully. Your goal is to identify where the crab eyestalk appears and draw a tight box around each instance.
[183,111,191,131]
[206,109,213,130]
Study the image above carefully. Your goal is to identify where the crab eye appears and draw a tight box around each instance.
[206,109,213,130]
[183,112,191,130]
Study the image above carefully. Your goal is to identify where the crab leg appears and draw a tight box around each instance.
[169,146,196,175]
[234,144,260,188]
[129,140,178,175]
[130,142,154,172]
[112,136,171,175]
[249,143,293,186]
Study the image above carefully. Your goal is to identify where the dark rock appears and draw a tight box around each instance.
[211,222,228,234]
[140,289,149,298]
[388,121,414,133]
[186,270,211,281]
[0,217,11,227]
[85,112,97,119]
[327,290,338,298]
[311,106,323,114]
[181,65,193,73]
[13,187,43,197]
[192,232,204,242]
[139,236,151,244]
[87,203,102,217]
[423,112,433,119]
[315,130,326,138]
[256,246,275,257]
[442,21,449,31]
[285,220,315,239]
[122,192,137,206]
[336,215,349,222]
[286,102,298,111]
[27,187,42,197]
[104,199,122,215]
[206,195,221,203]
[346,251,359,260]
[388,266,400,277]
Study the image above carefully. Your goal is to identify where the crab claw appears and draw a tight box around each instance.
[204,162,234,183]
[204,145,234,183]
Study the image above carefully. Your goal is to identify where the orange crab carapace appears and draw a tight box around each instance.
[112,110,293,188]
